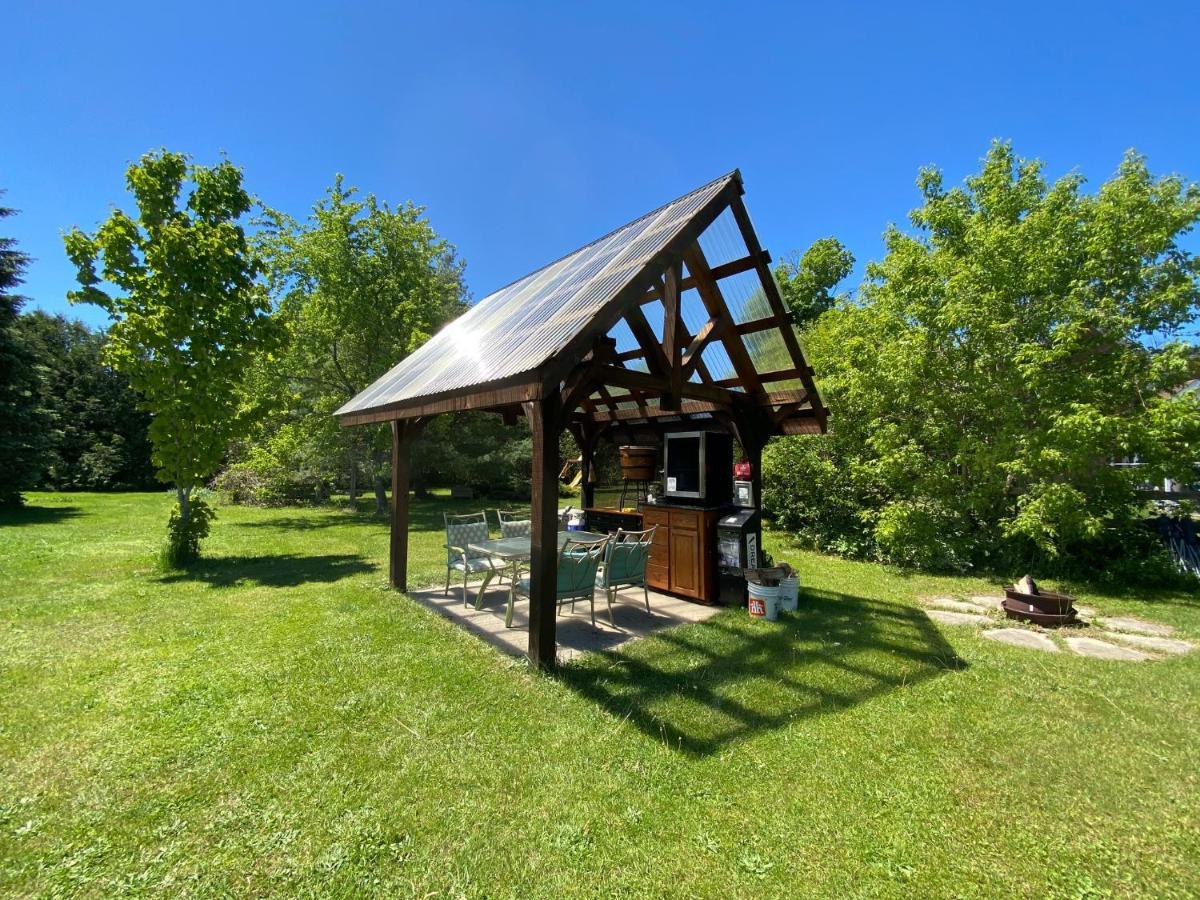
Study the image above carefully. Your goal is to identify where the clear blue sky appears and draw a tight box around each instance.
[4,0,1198,329]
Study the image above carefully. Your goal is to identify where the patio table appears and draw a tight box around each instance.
[469,530,608,624]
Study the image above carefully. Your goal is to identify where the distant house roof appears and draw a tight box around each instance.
[338,170,827,437]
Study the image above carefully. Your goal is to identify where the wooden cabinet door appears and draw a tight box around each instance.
[669,526,700,597]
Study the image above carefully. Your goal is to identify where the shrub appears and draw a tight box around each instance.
[161,496,215,567]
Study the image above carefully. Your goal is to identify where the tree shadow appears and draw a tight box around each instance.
[559,587,965,756]
[231,496,493,533]
[0,505,83,527]
[157,553,376,588]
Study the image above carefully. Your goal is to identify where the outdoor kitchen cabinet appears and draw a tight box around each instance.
[642,504,719,603]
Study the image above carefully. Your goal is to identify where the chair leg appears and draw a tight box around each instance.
[589,593,596,627]
[505,586,516,628]
[643,582,650,612]
[444,567,451,596]
[462,570,470,606]
[605,588,616,628]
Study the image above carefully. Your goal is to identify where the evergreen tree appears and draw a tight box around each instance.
[0,197,47,507]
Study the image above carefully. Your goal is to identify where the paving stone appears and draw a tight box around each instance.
[981,628,1059,652]
[968,595,1004,609]
[926,609,992,626]
[1098,616,1174,637]
[1063,636,1152,661]
[1075,605,1097,619]
[929,597,996,615]
[1098,631,1195,656]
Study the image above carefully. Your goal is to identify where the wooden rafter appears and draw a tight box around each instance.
[598,365,732,407]
[727,193,827,429]
[624,303,669,377]
[682,244,763,395]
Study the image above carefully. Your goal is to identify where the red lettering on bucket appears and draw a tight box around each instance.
[749,598,766,617]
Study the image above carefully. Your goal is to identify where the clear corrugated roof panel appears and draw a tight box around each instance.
[337,172,737,417]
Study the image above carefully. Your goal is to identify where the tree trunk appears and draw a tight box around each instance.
[176,486,191,524]
[371,445,388,516]
[347,452,359,505]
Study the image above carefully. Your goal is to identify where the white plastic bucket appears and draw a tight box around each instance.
[747,582,780,621]
[779,576,799,612]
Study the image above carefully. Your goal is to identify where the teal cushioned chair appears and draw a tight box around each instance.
[443,512,498,605]
[509,536,608,628]
[595,526,657,626]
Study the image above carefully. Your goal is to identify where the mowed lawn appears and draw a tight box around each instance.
[2,493,1198,897]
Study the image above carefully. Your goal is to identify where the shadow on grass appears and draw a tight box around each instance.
[0,504,83,527]
[559,587,965,756]
[232,496,519,534]
[157,553,376,588]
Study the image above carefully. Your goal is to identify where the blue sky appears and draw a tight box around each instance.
[4,0,1198,330]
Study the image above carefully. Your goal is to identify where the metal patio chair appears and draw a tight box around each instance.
[443,512,500,605]
[508,535,609,628]
[595,526,656,626]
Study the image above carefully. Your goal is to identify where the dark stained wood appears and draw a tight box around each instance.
[639,250,769,302]
[539,180,741,391]
[682,318,718,373]
[728,193,827,430]
[339,375,542,426]
[683,244,763,395]
[389,417,429,591]
[735,314,785,335]
[662,261,683,410]
[524,396,562,670]
[713,368,808,387]
[642,504,720,602]
[596,365,732,406]
[624,304,670,377]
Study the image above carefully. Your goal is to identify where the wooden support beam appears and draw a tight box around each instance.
[683,244,763,395]
[735,315,785,335]
[727,194,827,430]
[624,304,669,377]
[524,396,562,671]
[639,250,769,303]
[597,365,733,406]
[714,368,808,388]
[682,318,718,372]
[662,262,683,410]
[389,417,428,591]
[338,376,542,427]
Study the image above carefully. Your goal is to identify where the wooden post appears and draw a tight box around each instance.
[662,261,683,410]
[524,397,562,670]
[389,417,425,592]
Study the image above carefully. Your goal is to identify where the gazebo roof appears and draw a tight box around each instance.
[338,170,827,436]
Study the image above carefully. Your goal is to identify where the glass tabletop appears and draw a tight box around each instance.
[469,530,608,560]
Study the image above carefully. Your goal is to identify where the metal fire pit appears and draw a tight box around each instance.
[1002,586,1078,627]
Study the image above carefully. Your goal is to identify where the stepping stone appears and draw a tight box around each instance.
[1075,605,1097,619]
[981,628,1059,652]
[1098,632,1195,656]
[929,597,995,615]
[1098,616,1174,637]
[969,595,1004,610]
[1063,636,1152,661]
[926,609,991,626]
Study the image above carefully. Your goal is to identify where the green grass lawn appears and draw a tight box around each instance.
[2,492,1198,897]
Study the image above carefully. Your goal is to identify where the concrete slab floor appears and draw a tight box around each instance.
[407,577,722,664]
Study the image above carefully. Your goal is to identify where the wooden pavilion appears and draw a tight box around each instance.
[336,170,827,668]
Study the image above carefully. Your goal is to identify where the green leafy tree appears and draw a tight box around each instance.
[0,197,47,507]
[776,237,854,325]
[251,176,466,513]
[64,150,274,561]
[764,143,1200,578]
[15,311,154,490]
